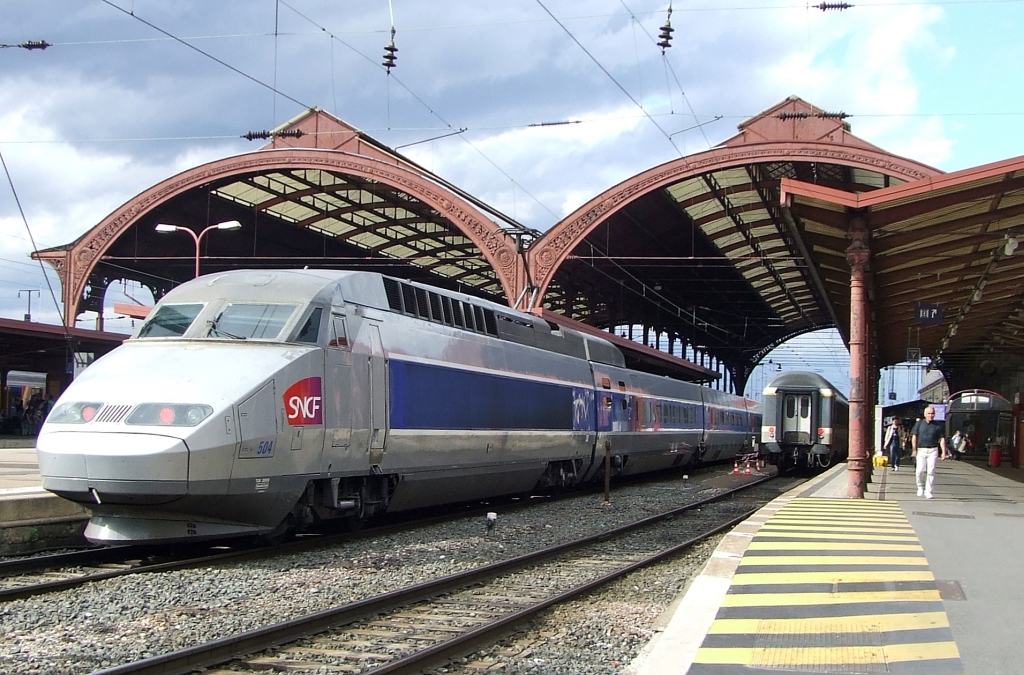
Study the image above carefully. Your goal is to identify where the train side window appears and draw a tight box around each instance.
[328,315,348,349]
[293,307,323,343]
[785,396,796,418]
[621,398,628,410]
[800,396,810,419]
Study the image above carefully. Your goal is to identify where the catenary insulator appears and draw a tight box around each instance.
[657,8,674,54]
[382,27,398,73]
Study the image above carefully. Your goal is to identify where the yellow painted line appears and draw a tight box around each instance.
[790,498,902,506]
[748,541,923,551]
[778,508,901,512]
[721,589,941,606]
[770,518,907,526]
[766,522,912,529]
[770,518,913,528]
[759,527,916,536]
[749,532,917,544]
[777,507,904,514]
[731,570,935,585]
[752,531,918,542]
[693,642,961,665]
[739,555,928,566]
[708,612,950,634]
[886,641,963,662]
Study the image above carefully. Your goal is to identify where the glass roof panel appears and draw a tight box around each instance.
[665,178,708,203]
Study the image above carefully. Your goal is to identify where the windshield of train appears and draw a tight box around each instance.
[206,303,297,340]
[137,303,204,338]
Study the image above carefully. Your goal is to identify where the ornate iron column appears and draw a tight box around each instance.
[846,214,870,498]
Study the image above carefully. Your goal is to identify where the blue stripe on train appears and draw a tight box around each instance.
[389,360,580,430]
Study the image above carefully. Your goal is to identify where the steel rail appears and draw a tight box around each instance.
[91,474,775,675]
[1,464,723,603]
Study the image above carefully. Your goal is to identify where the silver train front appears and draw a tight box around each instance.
[37,269,760,544]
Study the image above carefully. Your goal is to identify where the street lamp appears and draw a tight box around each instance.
[155,220,242,278]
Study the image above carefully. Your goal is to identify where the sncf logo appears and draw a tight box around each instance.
[284,377,323,426]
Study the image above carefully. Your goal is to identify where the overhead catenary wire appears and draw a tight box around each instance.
[533,0,688,161]
[0,147,81,363]
[98,0,312,111]
[277,0,560,221]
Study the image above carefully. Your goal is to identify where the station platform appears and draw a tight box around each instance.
[0,439,88,553]
[630,458,1024,675]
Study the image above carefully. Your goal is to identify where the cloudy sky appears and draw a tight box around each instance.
[2,0,1022,396]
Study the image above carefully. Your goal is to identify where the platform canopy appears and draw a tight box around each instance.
[781,156,1024,378]
[525,97,940,392]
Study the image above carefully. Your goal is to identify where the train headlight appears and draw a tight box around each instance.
[47,402,104,424]
[126,404,213,427]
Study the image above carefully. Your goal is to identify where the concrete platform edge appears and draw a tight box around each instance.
[625,463,851,675]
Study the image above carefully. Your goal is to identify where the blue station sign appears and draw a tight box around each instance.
[915,302,943,323]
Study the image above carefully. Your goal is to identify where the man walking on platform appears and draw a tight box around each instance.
[911,406,947,499]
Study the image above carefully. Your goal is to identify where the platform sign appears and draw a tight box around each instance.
[915,302,943,323]
[907,348,921,362]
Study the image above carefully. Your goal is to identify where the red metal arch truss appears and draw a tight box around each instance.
[523,97,941,396]
[34,110,526,326]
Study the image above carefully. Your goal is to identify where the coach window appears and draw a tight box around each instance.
[800,396,810,419]
[328,314,348,349]
[293,307,323,343]
[785,396,796,419]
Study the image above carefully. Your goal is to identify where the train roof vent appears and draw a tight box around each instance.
[383,278,403,311]
[428,292,444,323]
[401,283,417,316]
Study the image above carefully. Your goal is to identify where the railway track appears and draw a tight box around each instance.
[0,463,732,604]
[92,475,776,675]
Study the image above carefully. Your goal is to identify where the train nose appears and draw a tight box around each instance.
[37,432,189,505]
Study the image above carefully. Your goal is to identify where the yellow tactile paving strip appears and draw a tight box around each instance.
[687,497,964,675]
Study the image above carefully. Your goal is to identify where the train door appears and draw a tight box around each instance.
[323,313,354,473]
[230,381,278,482]
[782,393,812,444]
[367,324,387,466]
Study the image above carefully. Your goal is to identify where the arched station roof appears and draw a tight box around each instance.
[525,97,941,391]
[34,109,532,327]
[34,97,1024,397]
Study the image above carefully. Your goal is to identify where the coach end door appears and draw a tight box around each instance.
[782,393,812,444]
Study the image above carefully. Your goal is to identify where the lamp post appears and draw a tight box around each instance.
[155,220,242,278]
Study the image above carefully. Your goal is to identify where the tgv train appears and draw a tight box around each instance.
[759,371,849,474]
[37,270,761,544]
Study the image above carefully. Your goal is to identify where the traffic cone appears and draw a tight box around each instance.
[732,460,740,475]
[744,460,752,475]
